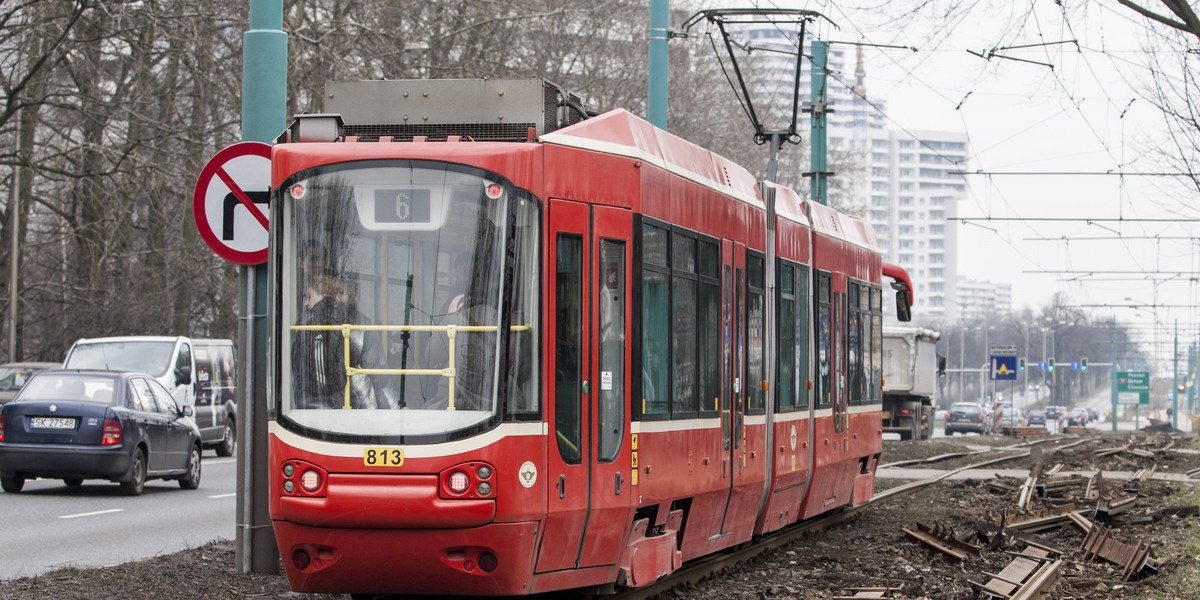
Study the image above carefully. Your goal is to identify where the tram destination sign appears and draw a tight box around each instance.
[1116,371,1151,405]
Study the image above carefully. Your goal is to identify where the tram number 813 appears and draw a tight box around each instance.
[363,448,404,467]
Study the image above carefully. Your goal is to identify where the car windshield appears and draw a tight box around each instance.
[951,404,979,414]
[64,341,175,376]
[18,373,116,405]
[276,161,540,443]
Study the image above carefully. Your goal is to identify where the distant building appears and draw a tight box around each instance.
[864,129,967,319]
[735,27,970,320]
[957,277,1012,321]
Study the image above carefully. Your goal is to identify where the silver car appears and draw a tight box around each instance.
[945,403,992,435]
[0,362,62,405]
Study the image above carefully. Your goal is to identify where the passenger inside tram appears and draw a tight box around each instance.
[291,274,399,410]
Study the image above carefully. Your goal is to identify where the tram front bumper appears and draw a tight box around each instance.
[273,519,540,596]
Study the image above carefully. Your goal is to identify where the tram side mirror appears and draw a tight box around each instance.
[894,288,912,322]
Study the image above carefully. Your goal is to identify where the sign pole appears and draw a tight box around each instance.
[237,0,286,575]
[988,345,1019,430]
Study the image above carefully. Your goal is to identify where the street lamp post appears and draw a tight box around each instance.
[959,325,966,403]
[1041,326,1049,395]
[982,324,995,409]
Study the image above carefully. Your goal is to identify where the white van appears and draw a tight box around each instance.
[62,336,237,456]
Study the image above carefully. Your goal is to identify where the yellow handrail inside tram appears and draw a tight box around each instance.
[290,322,533,410]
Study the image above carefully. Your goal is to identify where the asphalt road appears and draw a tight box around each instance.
[0,451,236,580]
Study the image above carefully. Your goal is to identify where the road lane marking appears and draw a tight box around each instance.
[60,509,124,519]
[208,493,236,499]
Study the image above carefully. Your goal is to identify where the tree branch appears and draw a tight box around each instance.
[1118,0,1200,38]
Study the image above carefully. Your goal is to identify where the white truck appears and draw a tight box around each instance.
[881,326,943,440]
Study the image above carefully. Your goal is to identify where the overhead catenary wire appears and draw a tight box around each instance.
[740,0,1199,327]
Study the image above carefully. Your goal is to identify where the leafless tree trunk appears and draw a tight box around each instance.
[0,0,867,364]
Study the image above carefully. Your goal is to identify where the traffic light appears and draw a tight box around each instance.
[1080,357,1088,371]
[1018,357,1026,371]
[1048,357,1055,372]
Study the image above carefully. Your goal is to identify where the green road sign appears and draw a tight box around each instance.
[1116,371,1150,405]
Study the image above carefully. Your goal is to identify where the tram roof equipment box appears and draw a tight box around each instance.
[323,78,588,142]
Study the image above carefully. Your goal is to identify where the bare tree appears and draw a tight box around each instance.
[1118,0,1200,38]
[3,0,244,361]
[0,0,876,364]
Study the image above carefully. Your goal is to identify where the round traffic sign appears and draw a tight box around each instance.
[193,142,272,264]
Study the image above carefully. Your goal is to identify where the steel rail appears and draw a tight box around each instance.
[609,448,1034,600]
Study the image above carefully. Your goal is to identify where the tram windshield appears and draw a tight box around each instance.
[275,160,540,443]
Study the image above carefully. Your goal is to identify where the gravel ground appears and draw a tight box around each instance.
[2,429,1197,600]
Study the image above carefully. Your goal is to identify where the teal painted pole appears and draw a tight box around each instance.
[648,0,669,129]
[1111,317,1118,432]
[1191,340,1196,414]
[243,0,288,143]
[809,40,828,205]
[1174,320,1179,429]
[237,0,286,575]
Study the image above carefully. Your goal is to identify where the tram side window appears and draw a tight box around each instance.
[777,263,795,411]
[641,224,670,415]
[746,254,765,413]
[698,242,720,416]
[860,284,872,404]
[598,240,626,462]
[503,201,540,419]
[638,221,720,418]
[848,283,864,406]
[555,235,583,464]
[795,266,810,409]
[777,261,810,411]
[870,286,883,403]
[815,271,832,409]
[672,233,698,415]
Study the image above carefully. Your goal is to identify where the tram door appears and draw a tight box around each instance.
[717,240,745,533]
[537,199,634,573]
[832,275,847,432]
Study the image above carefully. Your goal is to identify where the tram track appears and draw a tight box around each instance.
[608,440,1051,600]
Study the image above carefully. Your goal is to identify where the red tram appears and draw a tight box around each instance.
[266,79,914,597]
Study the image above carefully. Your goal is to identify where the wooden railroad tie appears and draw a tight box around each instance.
[833,586,901,599]
[968,546,1061,600]
[1003,426,1051,438]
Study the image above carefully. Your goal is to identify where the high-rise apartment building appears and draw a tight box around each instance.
[864,129,967,318]
[736,26,970,320]
[957,277,1013,321]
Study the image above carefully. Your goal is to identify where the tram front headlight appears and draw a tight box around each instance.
[300,469,323,492]
[439,461,497,499]
[448,470,470,494]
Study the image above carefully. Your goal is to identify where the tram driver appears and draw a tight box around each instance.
[292,274,399,410]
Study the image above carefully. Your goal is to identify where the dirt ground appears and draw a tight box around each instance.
[2,429,1197,600]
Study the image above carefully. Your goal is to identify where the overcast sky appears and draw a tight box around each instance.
[796,1,1199,343]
